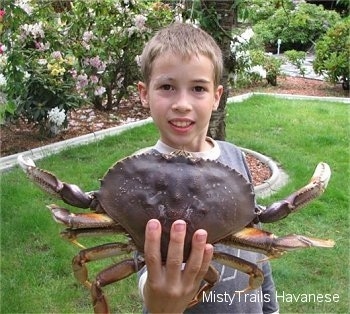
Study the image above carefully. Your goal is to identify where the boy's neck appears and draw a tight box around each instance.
[154,138,220,160]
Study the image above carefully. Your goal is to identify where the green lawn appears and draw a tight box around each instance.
[1,95,349,313]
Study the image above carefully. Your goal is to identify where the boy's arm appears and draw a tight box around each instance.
[141,219,213,314]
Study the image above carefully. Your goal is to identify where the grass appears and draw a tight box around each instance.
[1,95,349,313]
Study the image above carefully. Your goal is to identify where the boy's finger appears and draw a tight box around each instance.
[183,229,212,282]
[144,219,162,281]
[165,220,187,282]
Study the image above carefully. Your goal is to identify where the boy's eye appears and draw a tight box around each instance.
[160,84,173,91]
[193,86,206,92]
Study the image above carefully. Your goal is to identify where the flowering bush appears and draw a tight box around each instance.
[229,27,282,87]
[313,17,350,90]
[1,1,82,127]
[1,0,175,134]
[63,1,175,110]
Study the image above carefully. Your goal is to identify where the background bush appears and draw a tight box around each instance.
[253,1,341,52]
[313,17,350,90]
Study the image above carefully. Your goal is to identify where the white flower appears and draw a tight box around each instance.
[0,55,7,69]
[134,15,147,31]
[0,73,6,86]
[48,107,66,127]
[21,22,45,39]
[83,31,94,42]
[241,28,254,42]
[37,59,47,65]
[135,55,141,67]
[249,65,267,79]
[14,0,33,16]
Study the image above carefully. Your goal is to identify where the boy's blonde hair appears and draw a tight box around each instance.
[139,23,223,87]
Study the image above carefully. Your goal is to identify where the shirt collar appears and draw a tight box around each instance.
[153,137,220,160]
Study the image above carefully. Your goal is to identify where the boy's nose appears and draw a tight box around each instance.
[172,93,192,112]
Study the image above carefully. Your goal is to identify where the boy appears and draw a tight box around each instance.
[136,23,279,313]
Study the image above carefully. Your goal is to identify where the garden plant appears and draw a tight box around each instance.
[313,16,350,90]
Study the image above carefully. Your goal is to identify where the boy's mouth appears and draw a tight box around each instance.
[169,119,194,129]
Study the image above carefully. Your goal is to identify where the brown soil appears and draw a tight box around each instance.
[1,76,348,185]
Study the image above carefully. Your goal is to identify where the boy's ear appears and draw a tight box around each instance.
[213,85,224,111]
[137,81,149,108]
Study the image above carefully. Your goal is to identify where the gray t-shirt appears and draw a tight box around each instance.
[138,139,279,314]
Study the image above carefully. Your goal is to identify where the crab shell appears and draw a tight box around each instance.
[95,153,256,260]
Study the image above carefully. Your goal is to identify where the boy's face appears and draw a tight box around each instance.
[138,52,223,152]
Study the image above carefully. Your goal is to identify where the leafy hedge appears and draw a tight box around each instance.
[253,1,341,52]
[313,17,350,90]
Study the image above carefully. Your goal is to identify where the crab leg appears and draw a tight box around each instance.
[221,227,335,260]
[91,257,145,314]
[71,242,142,314]
[213,249,264,293]
[72,242,137,287]
[187,264,220,308]
[60,226,128,249]
[47,204,117,229]
[47,204,121,247]
[258,162,331,223]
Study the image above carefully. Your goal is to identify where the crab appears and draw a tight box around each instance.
[18,152,334,313]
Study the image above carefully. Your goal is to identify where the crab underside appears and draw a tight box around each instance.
[18,152,334,314]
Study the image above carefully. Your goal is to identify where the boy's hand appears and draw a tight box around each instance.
[143,219,213,314]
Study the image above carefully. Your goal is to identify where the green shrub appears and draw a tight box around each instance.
[253,2,341,52]
[284,50,307,77]
[250,50,283,86]
[240,0,294,24]
[313,17,350,90]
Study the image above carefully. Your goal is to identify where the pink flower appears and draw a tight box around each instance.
[51,51,63,59]
[76,74,89,89]
[0,44,6,54]
[90,75,99,84]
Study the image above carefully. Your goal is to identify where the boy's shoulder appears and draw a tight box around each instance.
[215,140,241,151]
[215,140,244,159]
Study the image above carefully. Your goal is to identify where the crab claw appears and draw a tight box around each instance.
[259,162,331,223]
[18,154,36,170]
[18,154,92,208]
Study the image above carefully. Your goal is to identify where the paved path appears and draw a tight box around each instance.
[277,54,325,80]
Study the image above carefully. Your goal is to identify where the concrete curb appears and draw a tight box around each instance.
[0,117,153,172]
[241,148,289,198]
[227,92,350,104]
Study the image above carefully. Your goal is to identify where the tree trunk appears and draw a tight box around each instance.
[200,0,235,140]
